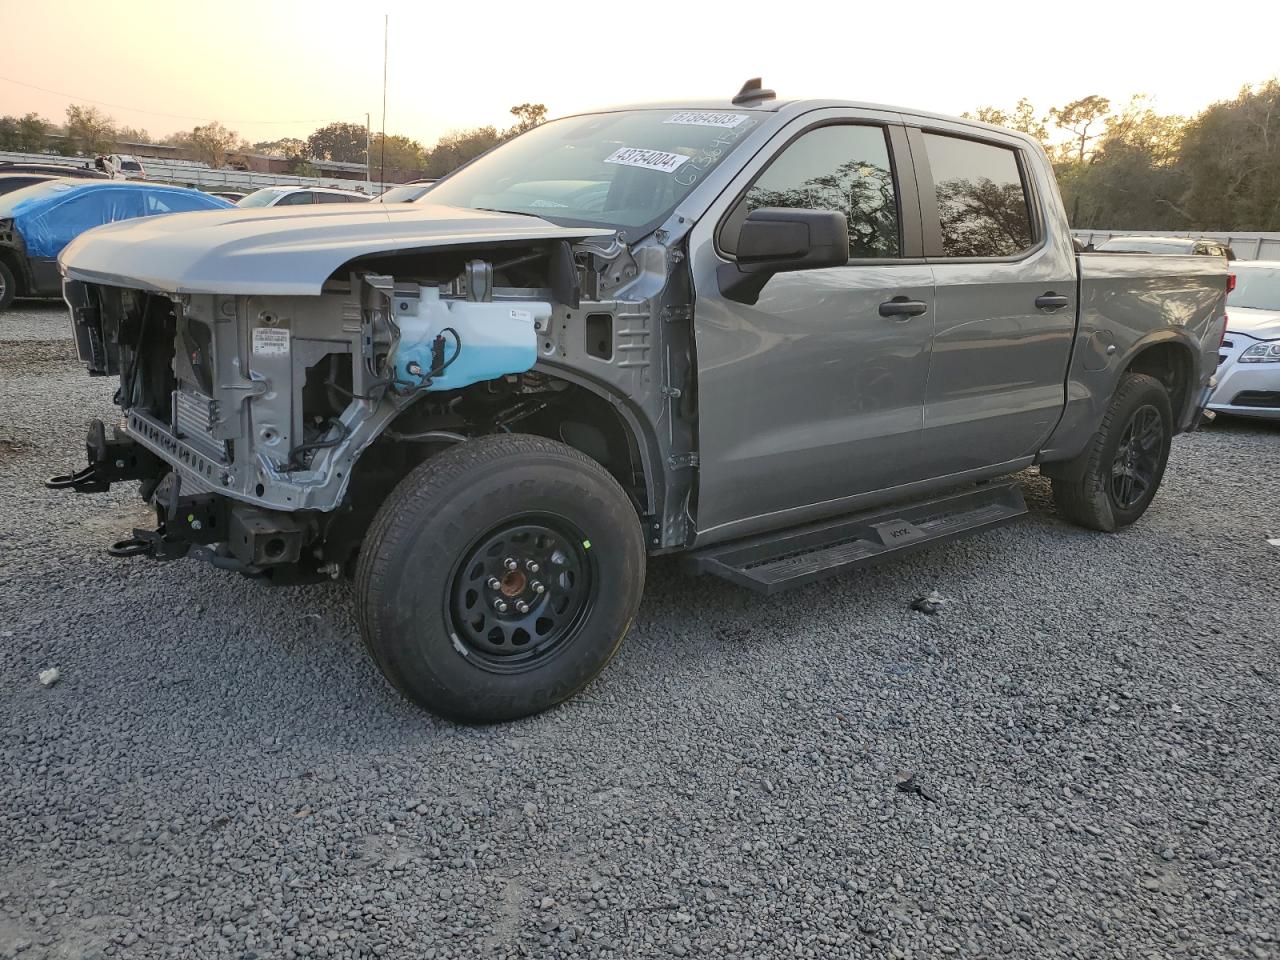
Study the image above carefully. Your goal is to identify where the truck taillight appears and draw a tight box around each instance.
[1227,273,1236,293]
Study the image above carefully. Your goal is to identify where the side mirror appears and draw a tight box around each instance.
[718,207,850,304]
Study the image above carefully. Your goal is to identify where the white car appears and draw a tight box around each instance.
[1209,260,1280,421]
[94,154,147,179]
[236,186,371,207]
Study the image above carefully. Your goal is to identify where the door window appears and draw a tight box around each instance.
[723,124,901,259]
[144,191,215,214]
[276,191,314,205]
[922,133,1034,258]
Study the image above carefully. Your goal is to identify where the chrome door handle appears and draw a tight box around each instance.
[879,297,928,319]
[1035,293,1070,310]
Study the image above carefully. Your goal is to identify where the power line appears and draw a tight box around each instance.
[0,74,357,126]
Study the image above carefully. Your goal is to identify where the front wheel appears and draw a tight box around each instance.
[1050,372,1173,532]
[354,434,646,722]
[0,260,16,311]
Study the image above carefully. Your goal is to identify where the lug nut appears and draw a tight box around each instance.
[532,582,545,594]
[515,600,530,614]
[504,557,518,571]
[493,599,508,613]
[525,560,540,573]
[487,577,501,590]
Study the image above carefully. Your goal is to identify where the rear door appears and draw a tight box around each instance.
[689,109,935,539]
[911,126,1077,475]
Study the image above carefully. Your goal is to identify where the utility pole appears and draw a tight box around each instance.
[365,112,372,193]
[379,14,388,192]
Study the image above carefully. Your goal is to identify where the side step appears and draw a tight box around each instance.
[686,482,1027,595]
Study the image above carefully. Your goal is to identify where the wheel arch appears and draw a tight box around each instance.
[1117,332,1199,431]
[1041,329,1198,481]
[0,245,30,298]
[324,369,664,568]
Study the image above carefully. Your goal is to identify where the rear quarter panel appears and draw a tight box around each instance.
[1040,252,1226,462]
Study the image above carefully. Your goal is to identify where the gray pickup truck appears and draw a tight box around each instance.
[51,81,1227,721]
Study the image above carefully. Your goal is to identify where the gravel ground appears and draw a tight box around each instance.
[2,301,1279,960]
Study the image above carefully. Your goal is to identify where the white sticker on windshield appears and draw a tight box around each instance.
[664,111,748,128]
[603,147,689,174]
[252,327,290,356]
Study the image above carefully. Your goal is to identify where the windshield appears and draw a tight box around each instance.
[1229,267,1280,311]
[237,188,287,207]
[0,179,75,217]
[426,108,763,237]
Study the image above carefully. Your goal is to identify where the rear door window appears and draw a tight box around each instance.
[722,124,901,259]
[144,190,217,214]
[922,133,1034,258]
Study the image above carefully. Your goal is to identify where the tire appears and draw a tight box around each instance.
[354,433,646,722]
[0,260,15,311]
[1051,372,1173,532]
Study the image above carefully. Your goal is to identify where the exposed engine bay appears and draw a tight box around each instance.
[55,234,698,581]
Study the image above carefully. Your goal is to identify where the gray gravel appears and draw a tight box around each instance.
[3,301,1279,960]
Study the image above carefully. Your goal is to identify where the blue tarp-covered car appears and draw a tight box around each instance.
[0,180,231,309]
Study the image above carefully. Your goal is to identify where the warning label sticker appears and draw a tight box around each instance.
[252,327,290,356]
[603,147,689,174]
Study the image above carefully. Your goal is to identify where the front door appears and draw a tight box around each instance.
[688,113,935,540]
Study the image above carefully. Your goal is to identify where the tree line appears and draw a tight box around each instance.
[965,79,1280,231]
[0,103,548,180]
[6,82,1277,227]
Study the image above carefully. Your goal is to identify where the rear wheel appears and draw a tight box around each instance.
[354,434,646,722]
[1050,372,1173,531]
[0,260,16,311]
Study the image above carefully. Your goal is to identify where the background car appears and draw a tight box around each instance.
[0,180,231,310]
[236,185,371,207]
[209,190,248,202]
[1208,260,1280,420]
[0,161,109,180]
[376,179,437,203]
[1096,235,1236,259]
[95,154,147,179]
[0,173,60,196]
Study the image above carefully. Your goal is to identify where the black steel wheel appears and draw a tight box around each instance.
[448,518,595,673]
[1050,372,1173,532]
[355,433,645,722]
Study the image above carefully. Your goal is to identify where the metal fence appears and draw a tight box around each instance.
[0,150,392,196]
[1072,229,1280,261]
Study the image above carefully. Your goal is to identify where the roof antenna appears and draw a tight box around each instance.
[732,77,776,106]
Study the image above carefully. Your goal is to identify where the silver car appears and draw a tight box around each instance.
[1209,261,1280,420]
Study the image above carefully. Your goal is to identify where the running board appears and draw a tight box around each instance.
[686,482,1027,595]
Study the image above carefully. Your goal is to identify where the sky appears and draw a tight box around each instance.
[1,0,1278,149]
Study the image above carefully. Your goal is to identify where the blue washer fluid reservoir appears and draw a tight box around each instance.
[391,285,551,390]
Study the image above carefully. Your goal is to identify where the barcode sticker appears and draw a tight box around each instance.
[603,147,689,174]
[664,111,748,128]
[252,327,290,355]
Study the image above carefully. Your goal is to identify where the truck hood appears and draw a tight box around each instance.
[1226,306,1280,341]
[58,203,615,296]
